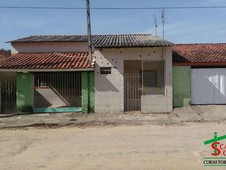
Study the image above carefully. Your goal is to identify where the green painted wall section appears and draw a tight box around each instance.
[82,72,95,113]
[89,72,95,112]
[173,66,191,107]
[16,72,33,112]
[82,72,88,113]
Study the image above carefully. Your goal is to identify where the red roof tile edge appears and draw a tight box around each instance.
[0,52,94,70]
[173,44,226,65]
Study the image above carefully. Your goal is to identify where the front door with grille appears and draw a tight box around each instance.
[124,60,142,111]
[0,73,16,114]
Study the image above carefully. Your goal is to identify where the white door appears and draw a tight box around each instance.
[191,68,226,104]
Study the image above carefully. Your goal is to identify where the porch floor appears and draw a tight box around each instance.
[34,107,82,113]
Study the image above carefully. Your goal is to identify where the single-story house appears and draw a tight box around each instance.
[0,34,173,114]
[173,43,226,107]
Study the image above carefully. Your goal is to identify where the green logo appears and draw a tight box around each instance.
[203,132,226,166]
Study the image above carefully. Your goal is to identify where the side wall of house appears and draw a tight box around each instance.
[16,72,33,112]
[173,66,191,107]
[11,42,88,54]
[82,72,95,113]
[94,47,172,113]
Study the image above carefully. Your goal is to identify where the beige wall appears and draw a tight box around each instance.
[11,42,88,54]
[94,47,172,113]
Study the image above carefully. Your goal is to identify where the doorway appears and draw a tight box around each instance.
[124,60,142,111]
[0,73,16,114]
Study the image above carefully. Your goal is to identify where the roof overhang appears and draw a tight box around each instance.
[0,52,93,70]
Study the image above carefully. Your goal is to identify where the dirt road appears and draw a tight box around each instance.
[0,123,226,170]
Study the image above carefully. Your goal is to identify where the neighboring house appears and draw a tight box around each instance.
[0,34,173,114]
[173,43,226,107]
[0,35,94,114]
[0,49,14,113]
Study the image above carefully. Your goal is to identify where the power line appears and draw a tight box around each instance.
[1,6,226,10]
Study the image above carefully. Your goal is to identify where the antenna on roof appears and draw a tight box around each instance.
[86,0,92,63]
[161,8,165,40]
[153,15,158,36]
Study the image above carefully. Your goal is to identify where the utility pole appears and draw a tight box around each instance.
[161,8,165,40]
[161,8,165,63]
[86,0,92,63]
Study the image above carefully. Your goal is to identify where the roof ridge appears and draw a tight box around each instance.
[28,34,153,37]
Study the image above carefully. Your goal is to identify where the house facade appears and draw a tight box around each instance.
[93,34,173,113]
[0,34,173,114]
[173,43,226,107]
[0,36,94,114]
[1,36,225,114]
[94,47,172,113]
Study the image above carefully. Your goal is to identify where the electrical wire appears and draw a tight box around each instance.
[0,6,226,10]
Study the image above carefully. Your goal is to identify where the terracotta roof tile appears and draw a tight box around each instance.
[0,52,93,70]
[173,44,226,65]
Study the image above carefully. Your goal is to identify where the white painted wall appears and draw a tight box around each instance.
[192,68,226,104]
[94,47,172,113]
[11,42,88,54]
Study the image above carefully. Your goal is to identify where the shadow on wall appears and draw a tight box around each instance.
[34,88,81,108]
[172,51,190,63]
[207,74,226,103]
[17,92,33,112]
[94,50,130,92]
[192,69,226,104]
[34,89,52,108]
[95,63,120,92]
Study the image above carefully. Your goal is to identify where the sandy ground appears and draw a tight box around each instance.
[0,122,226,170]
[2,105,226,128]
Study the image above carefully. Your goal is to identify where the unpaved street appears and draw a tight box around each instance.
[0,123,226,170]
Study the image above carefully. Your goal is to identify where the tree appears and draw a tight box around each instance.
[0,48,11,59]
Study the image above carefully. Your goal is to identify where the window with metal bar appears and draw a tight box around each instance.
[100,67,111,74]
[142,60,165,95]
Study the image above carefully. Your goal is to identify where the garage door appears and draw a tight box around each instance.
[192,68,226,104]
[34,72,81,110]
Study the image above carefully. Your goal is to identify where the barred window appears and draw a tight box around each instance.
[143,70,158,88]
[100,67,111,74]
[142,61,164,95]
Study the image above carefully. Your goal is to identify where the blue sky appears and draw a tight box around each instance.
[1,0,226,49]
